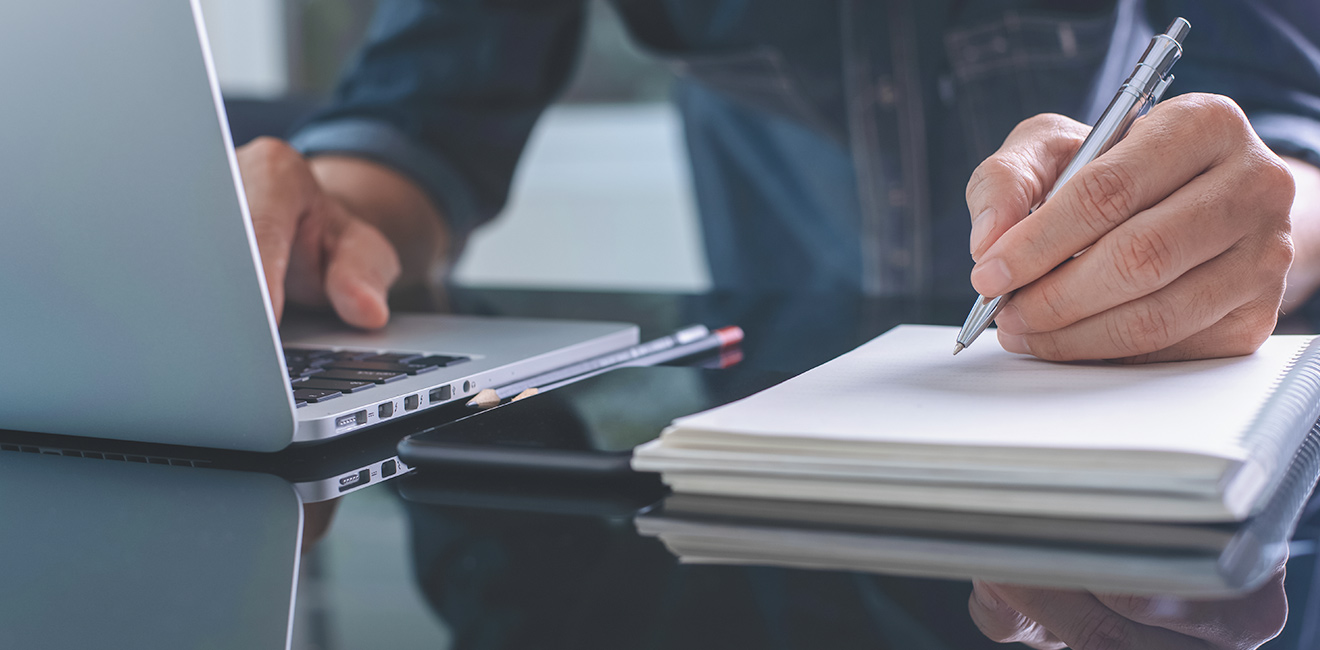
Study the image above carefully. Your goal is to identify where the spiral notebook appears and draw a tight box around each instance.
[633,325,1320,522]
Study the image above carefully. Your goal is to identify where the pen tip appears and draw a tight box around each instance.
[953,343,965,356]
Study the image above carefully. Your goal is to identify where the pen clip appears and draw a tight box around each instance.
[1150,73,1175,106]
[1136,73,1175,122]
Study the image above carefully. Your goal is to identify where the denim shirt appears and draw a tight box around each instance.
[291,0,1320,297]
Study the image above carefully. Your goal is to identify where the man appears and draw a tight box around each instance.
[240,0,1318,364]
[239,0,1320,364]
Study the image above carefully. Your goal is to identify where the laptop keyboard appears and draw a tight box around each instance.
[284,348,470,407]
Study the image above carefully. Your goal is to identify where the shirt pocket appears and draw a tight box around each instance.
[944,12,1115,163]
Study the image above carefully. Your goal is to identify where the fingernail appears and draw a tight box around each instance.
[999,332,1031,355]
[972,581,1001,611]
[995,304,1029,334]
[971,258,1013,296]
[970,208,996,260]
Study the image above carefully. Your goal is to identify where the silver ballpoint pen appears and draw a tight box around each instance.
[954,17,1191,355]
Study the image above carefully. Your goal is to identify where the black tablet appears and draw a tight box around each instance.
[396,366,787,477]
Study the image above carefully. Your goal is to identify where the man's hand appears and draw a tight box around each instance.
[968,565,1288,649]
[236,138,448,329]
[967,94,1296,362]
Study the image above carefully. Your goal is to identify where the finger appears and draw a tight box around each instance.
[322,208,401,330]
[967,114,1090,261]
[1108,295,1280,364]
[992,584,1208,650]
[972,94,1250,298]
[968,581,1066,649]
[1095,562,1288,646]
[236,138,318,323]
[283,199,330,309]
[994,160,1269,336]
[998,244,1283,361]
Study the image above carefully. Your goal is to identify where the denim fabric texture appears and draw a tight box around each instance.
[291,0,1320,297]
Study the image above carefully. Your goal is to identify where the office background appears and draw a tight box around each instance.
[199,0,712,293]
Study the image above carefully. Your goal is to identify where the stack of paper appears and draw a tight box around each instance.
[633,325,1320,523]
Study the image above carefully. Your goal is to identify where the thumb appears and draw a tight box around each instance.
[323,216,401,330]
[966,114,1089,262]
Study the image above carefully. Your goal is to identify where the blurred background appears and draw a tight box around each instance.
[199,0,711,292]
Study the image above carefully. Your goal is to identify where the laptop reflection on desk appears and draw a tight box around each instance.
[0,451,302,649]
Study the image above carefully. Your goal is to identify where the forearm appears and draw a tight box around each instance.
[1283,157,1320,306]
[309,155,451,287]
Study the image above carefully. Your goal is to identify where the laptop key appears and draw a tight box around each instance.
[284,348,332,361]
[287,365,320,378]
[315,369,406,384]
[293,388,342,403]
[409,355,469,368]
[366,353,423,363]
[293,379,376,394]
[324,360,439,375]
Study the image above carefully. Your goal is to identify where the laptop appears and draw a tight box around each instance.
[0,1,638,452]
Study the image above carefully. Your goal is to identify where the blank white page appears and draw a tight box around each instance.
[669,325,1314,459]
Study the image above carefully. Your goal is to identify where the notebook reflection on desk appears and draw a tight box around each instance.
[637,420,1320,598]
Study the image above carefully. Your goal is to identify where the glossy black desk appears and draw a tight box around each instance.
[5,287,1318,649]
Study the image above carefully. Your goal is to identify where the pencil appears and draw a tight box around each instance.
[467,388,500,410]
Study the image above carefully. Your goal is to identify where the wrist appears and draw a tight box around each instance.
[1283,157,1320,306]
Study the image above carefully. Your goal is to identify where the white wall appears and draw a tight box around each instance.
[197,0,288,97]
[452,104,711,293]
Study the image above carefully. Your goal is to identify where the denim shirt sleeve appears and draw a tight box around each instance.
[1147,0,1320,167]
[289,0,586,243]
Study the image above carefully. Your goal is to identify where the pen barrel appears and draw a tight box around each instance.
[1046,88,1147,204]
[1044,29,1183,204]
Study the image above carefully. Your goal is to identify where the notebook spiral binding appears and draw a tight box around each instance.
[1240,337,1320,514]
[1220,420,1320,591]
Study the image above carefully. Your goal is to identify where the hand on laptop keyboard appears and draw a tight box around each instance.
[236,139,449,329]
[286,347,469,406]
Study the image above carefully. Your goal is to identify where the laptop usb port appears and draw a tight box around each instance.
[338,468,371,493]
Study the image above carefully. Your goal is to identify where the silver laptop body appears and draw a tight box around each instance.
[0,1,637,451]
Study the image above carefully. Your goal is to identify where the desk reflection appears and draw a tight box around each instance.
[970,570,1287,649]
[0,450,303,650]
[394,468,1317,650]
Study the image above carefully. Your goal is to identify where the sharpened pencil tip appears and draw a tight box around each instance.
[953,343,965,355]
[467,388,501,410]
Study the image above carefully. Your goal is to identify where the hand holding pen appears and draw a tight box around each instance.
[957,18,1295,363]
